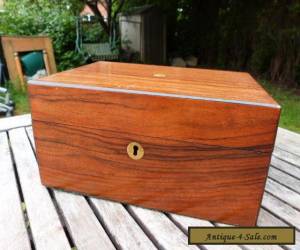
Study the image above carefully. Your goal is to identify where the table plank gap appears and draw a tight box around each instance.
[25,126,36,153]
[7,130,37,249]
[268,167,300,194]
[0,114,32,132]
[273,148,300,169]
[270,157,300,180]
[85,197,129,250]
[0,132,32,250]
[265,178,300,211]
[261,192,300,230]
[260,205,298,231]
[8,128,71,250]
[48,189,79,248]
[258,208,300,250]
[52,191,116,250]
[276,128,300,156]
[126,205,200,250]
[88,198,157,250]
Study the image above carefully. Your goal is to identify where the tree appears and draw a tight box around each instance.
[84,0,125,36]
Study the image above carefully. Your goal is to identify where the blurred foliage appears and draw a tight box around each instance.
[57,50,86,70]
[82,22,109,43]
[123,0,300,86]
[0,0,85,71]
[0,0,299,86]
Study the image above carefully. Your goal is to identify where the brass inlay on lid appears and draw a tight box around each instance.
[153,73,166,78]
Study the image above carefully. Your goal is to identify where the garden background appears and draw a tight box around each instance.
[0,0,299,132]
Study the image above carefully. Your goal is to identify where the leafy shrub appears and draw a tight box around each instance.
[0,0,85,71]
[58,50,86,71]
[82,22,109,43]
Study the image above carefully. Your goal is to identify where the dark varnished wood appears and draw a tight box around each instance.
[28,62,280,226]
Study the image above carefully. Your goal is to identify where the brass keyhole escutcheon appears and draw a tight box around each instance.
[127,142,144,160]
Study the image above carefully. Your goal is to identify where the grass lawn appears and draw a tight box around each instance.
[9,84,31,115]
[7,79,300,133]
[260,80,300,133]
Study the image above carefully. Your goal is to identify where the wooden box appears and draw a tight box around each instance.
[28,62,280,226]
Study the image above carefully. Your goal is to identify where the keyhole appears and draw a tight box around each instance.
[133,145,139,156]
[127,142,144,160]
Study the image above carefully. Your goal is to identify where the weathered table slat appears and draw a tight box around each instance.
[258,209,287,227]
[276,128,300,156]
[0,114,32,132]
[258,208,300,250]
[273,147,300,167]
[271,156,300,180]
[9,128,70,250]
[169,213,214,229]
[265,178,300,210]
[261,192,300,230]
[0,132,31,250]
[268,167,300,193]
[0,114,299,250]
[127,206,198,250]
[90,198,157,250]
[25,126,35,149]
[54,191,116,250]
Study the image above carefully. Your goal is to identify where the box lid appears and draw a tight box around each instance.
[30,61,279,108]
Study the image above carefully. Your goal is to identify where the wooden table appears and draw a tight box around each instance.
[0,114,299,250]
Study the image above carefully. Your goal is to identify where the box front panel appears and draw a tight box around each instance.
[29,84,280,226]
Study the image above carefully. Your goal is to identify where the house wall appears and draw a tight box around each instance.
[80,1,107,19]
[119,9,166,65]
[119,15,142,54]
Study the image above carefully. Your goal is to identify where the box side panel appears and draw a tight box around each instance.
[28,84,280,226]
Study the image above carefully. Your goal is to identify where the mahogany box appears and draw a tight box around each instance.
[28,62,280,226]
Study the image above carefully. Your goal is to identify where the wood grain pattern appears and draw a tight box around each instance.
[28,70,280,226]
[36,61,278,106]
